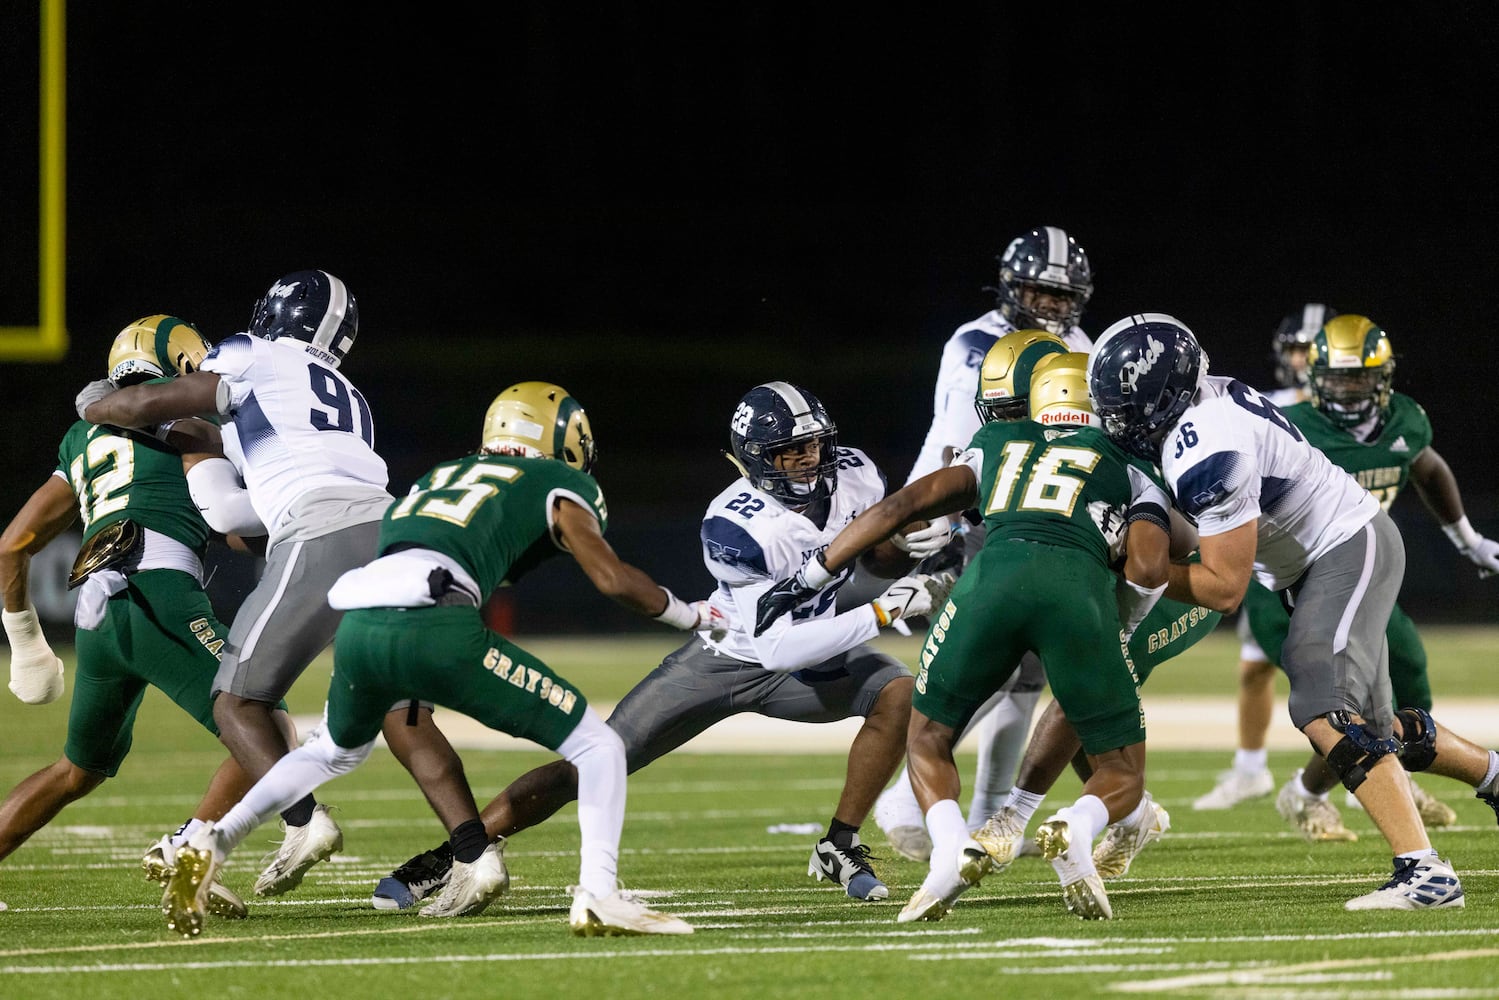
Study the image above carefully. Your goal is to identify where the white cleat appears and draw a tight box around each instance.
[568,886,694,936]
[971,806,1027,874]
[254,803,343,896]
[1036,815,1112,920]
[419,840,509,918]
[1093,791,1171,879]
[896,839,990,924]
[1192,768,1274,810]
[874,782,931,862]
[1344,855,1465,910]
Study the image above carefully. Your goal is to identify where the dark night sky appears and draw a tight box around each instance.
[5,3,1499,624]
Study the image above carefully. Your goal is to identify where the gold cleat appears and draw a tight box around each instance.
[162,842,214,939]
[1036,816,1113,920]
[1034,818,1072,862]
[971,806,1027,874]
[1276,773,1358,842]
[143,836,247,920]
[896,886,952,923]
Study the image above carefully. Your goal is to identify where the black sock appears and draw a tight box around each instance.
[280,796,316,827]
[450,819,490,864]
[827,818,859,849]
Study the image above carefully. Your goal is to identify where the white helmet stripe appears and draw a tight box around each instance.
[1041,225,1070,267]
[761,380,823,435]
[313,270,350,349]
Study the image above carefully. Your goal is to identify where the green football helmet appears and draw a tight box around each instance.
[481,381,597,473]
[974,329,1069,423]
[106,315,210,385]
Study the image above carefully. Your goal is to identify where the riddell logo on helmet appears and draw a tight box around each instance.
[1119,334,1166,392]
[1037,410,1086,425]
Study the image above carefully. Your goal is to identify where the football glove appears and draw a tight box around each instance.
[753,550,838,636]
[870,571,956,628]
[890,517,953,560]
[75,379,116,422]
[1442,516,1499,579]
[4,606,65,705]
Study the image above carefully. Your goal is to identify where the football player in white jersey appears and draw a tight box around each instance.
[1195,303,1339,812]
[77,270,409,898]
[1089,313,1498,911]
[873,225,1096,862]
[371,382,954,906]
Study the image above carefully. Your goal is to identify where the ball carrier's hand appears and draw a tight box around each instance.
[753,551,832,636]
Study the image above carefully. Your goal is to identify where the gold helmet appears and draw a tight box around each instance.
[481,381,597,473]
[1028,352,1098,428]
[975,329,1069,423]
[106,315,211,385]
[1308,314,1394,429]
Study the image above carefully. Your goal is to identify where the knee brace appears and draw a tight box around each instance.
[1323,711,1400,793]
[1395,706,1438,772]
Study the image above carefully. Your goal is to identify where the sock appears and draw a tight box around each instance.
[449,818,489,864]
[1292,770,1327,801]
[280,795,316,827]
[923,798,968,877]
[827,818,859,849]
[1234,747,1268,773]
[1067,794,1109,846]
[1005,787,1046,824]
[1478,750,1499,794]
[1117,794,1151,831]
[1397,848,1437,863]
[172,817,205,848]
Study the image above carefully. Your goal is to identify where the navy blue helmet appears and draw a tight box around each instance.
[1088,313,1205,461]
[249,269,359,368]
[991,225,1094,335]
[728,382,839,505]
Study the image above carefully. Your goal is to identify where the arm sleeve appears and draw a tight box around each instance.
[187,457,267,536]
[731,576,881,672]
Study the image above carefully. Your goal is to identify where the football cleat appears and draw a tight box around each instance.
[418,840,508,918]
[162,824,227,938]
[254,803,343,896]
[808,835,888,901]
[568,886,694,936]
[1036,815,1112,920]
[1276,770,1358,842]
[1192,768,1275,811]
[1477,786,1499,825]
[1093,791,1171,879]
[1344,855,1465,910]
[372,841,454,911]
[874,780,931,862]
[143,834,247,920]
[896,838,992,924]
[971,806,1028,874]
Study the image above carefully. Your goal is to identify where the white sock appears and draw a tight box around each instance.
[1479,750,1499,793]
[1233,748,1268,773]
[1116,794,1151,831]
[1292,770,1327,801]
[1006,788,1046,825]
[1397,848,1437,863]
[560,710,625,900]
[172,818,205,848]
[1065,794,1109,846]
[924,798,969,878]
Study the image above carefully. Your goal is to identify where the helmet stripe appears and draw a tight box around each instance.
[314,271,350,348]
[1041,226,1069,267]
[760,381,823,434]
[153,317,179,373]
[553,393,582,457]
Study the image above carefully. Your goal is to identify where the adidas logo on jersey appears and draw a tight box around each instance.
[1389,436,1410,453]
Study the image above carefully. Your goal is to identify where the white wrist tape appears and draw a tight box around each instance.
[802,551,834,589]
[653,587,699,630]
[1442,516,1482,551]
[3,606,48,653]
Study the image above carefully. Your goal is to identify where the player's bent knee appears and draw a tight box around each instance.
[1394,706,1438,772]
[559,709,625,765]
[1322,711,1400,792]
[304,725,375,775]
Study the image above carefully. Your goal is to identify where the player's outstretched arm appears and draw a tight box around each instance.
[556,497,723,633]
[0,476,78,704]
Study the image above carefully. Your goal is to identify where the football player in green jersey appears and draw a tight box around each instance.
[0,316,279,918]
[1193,315,1499,837]
[757,352,1179,922]
[160,382,710,938]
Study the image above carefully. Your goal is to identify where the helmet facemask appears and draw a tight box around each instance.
[993,226,1094,336]
[1308,315,1395,430]
[728,382,839,506]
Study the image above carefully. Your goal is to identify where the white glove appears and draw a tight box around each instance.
[654,587,729,640]
[871,572,956,628]
[75,379,116,421]
[1442,516,1499,578]
[4,606,65,705]
[890,517,953,559]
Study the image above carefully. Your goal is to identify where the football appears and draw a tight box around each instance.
[858,520,928,578]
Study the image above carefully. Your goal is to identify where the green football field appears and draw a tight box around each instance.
[1,627,1496,999]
